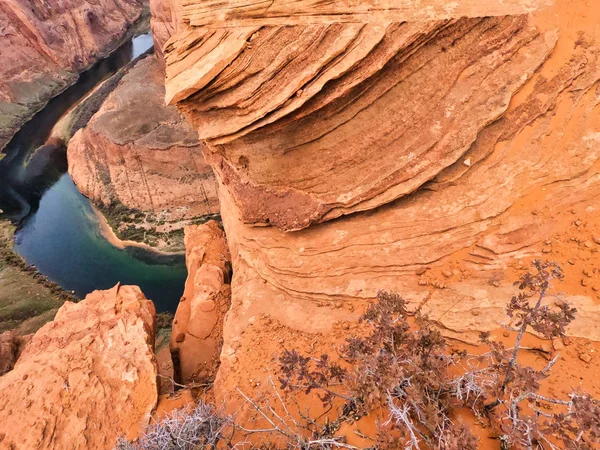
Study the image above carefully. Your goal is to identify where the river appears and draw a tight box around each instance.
[0,33,187,313]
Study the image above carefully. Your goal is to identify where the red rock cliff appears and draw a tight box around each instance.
[0,0,147,150]
[68,55,220,250]
[161,0,600,409]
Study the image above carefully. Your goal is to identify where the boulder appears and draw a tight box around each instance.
[0,285,158,450]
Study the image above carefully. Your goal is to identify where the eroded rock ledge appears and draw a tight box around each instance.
[0,285,158,450]
[182,0,553,28]
[165,13,557,231]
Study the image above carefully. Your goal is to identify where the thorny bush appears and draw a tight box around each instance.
[118,261,600,449]
[278,260,600,450]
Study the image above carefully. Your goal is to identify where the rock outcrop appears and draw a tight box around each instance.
[68,55,219,250]
[162,0,600,403]
[150,0,180,62]
[0,331,19,376]
[170,221,231,384]
[0,0,147,151]
[0,285,158,450]
[183,0,553,27]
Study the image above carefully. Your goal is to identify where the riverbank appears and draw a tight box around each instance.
[93,200,186,259]
[98,198,221,253]
[66,54,221,253]
[0,220,77,334]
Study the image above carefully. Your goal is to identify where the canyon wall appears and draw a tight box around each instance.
[0,285,158,450]
[0,0,147,151]
[162,0,600,405]
[68,55,220,250]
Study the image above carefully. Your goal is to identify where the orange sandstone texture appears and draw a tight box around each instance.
[162,0,600,418]
[170,221,231,385]
[0,285,158,450]
[67,55,220,245]
[0,0,147,151]
[182,0,553,28]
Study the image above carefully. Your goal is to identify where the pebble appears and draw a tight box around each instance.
[491,280,500,287]
[541,343,552,353]
[581,279,588,287]
[416,267,427,276]
[585,241,593,248]
[583,268,592,277]
[594,236,600,245]
[471,310,480,316]
[579,353,592,363]
[463,158,471,167]
[553,339,565,351]
[574,220,583,227]
[442,270,452,278]
[542,246,552,254]
[568,259,576,265]
[418,278,428,286]
[503,331,510,338]
[175,333,185,343]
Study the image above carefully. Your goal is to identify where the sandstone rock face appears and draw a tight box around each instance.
[0,285,158,450]
[150,0,176,62]
[166,15,557,231]
[0,331,18,376]
[163,0,600,402]
[68,55,219,248]
[0,0,147,151]
[170,221,231,384]
[184,0,553,27]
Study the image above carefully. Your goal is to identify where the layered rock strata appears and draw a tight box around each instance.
[68,55,219,250]
[161,0,600,403]
[0,285,158,450]
[170,221,231,384]
[0,0,147,151]
[183,0,553,27]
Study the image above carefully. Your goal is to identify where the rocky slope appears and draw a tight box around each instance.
[0,0,147,151]
[0,285,158,450]
[68,55,219,250]
[161,0,600,407]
